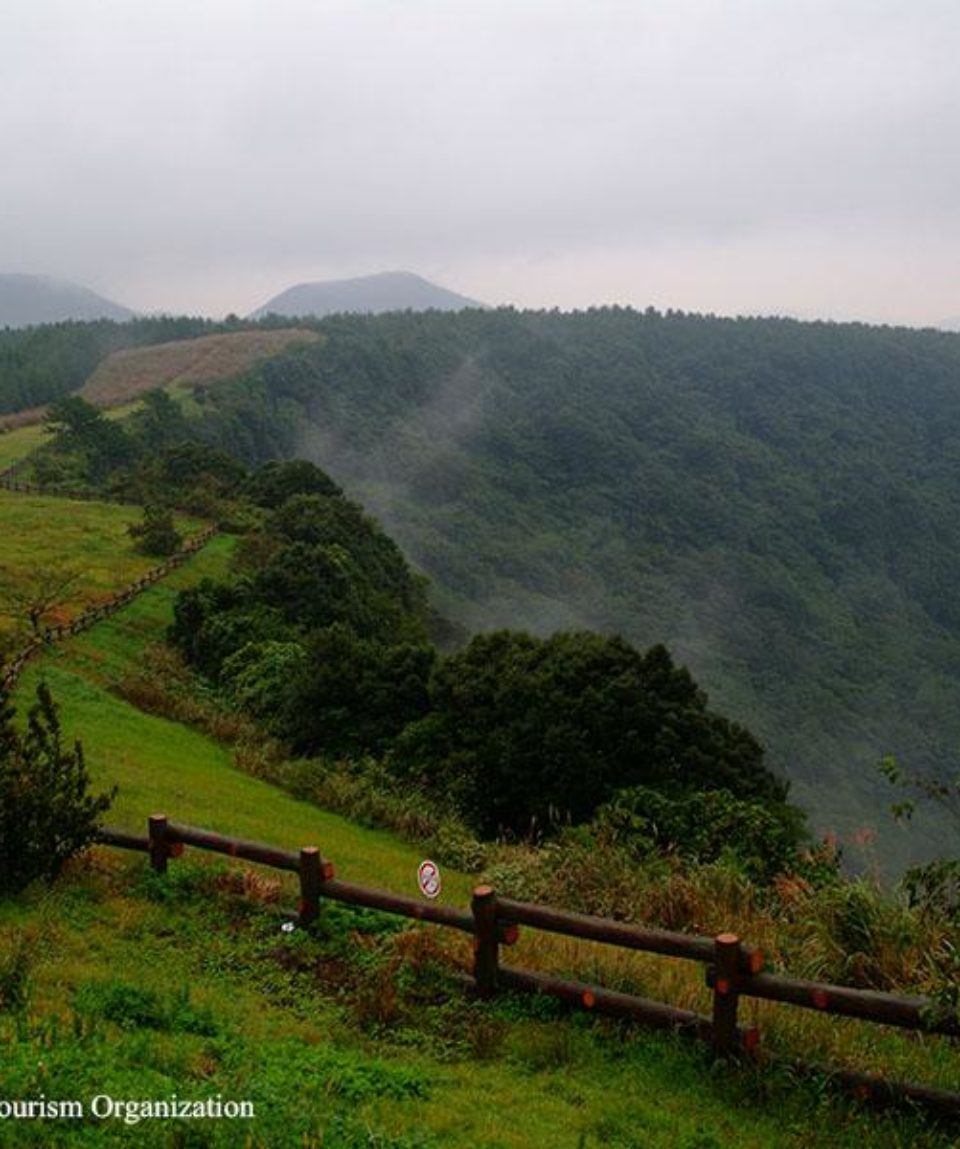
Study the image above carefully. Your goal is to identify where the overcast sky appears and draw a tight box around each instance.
[2,0,959,324]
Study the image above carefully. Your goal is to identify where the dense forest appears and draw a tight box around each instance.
[180,307,960,871]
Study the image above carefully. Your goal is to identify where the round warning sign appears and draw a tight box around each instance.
[417,859,442,899]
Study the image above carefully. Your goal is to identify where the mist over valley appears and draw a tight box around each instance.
[180,305,960,873]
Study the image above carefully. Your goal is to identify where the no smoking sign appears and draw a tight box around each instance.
[417,859,441,899]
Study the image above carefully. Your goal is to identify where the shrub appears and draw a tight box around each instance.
[593,785,804,881]
[127,504,183,556]
[0,681,115,895]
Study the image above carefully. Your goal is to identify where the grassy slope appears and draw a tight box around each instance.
[0,490,202,644]
[0,494,955,1145]
[4,859,881,1149]
[11,535,468,901]
[79,329,321,408]
[0,424,49,469]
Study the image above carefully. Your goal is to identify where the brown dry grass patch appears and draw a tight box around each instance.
[79,328,320,407]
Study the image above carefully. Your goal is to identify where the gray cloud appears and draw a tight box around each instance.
[2,0,958,322]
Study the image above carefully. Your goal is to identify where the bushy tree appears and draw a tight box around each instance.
[393,630,795,839]
[220,639,309,725]
[128,389,192,453]
[592,785,804,881]
[168,579,291,680]
[45,396,134,481]
[0,681,115,894]
[278,624,435,755]
[128,505,183,557]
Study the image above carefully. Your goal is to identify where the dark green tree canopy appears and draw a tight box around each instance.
[393,630,791,839]
[44,395,134,481]
[128,388,192,453]
[181,306,960,869]
[127,505,183,557]
[240,459,342,507]
[169,483,435,754]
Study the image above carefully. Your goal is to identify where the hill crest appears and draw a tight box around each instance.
[250,271,485,319]
[0,273,133,328]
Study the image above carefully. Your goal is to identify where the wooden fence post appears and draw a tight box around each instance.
[471,885,500,998]
[148,814,170,874]
[299,847,322,925]
[711,932,742,1057]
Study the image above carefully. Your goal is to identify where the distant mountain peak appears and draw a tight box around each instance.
[250,271,485,320]
[0,273,133,329]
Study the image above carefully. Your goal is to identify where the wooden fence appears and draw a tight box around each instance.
[0,448,221,693]
[97,815,960,1121]
[0,474,152,507]
[0,525,219,692]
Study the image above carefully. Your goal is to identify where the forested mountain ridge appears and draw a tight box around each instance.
[189,307,960,870]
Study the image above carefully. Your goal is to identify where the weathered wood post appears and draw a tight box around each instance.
[298,847,322,925]
[711,932,743,1057]
[471,885,500,998]
[148,814,170,874]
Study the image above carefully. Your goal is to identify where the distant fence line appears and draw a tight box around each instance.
[0,525,219,693]
[0,453,159,507]
[0,396,219,693]
[97,815,960,1123]
[0,458,30,482]
[0,473,143,507]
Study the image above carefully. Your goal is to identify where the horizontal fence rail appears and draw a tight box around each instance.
[0,476,144,506]
[496,895,764,975]
[94,814,960,1121]
[707,967,960,1040]
[0,525,218,693]
[321,877,477,934]
[495,964,715,1042]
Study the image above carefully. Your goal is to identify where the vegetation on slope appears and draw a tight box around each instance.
[0,317,222,418]
[24,400,792,858]
[0,314,317,429]
[1,383,960,1143]
[7,855,954,1148]
[77,327,321,409]
[181,307,960,869]
[0,489,201,650]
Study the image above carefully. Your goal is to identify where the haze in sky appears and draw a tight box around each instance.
[2,0,958,325]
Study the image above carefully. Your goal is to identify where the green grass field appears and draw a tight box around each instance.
[9,854,927,1149]
[0,424,49,470]
[0,490,203,644]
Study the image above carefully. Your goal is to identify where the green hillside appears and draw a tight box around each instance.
[2,383,960,1144]
[9,537,472,901]
[188,308,960,870]
[1,491,956,1146]
[0,490,202,647]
